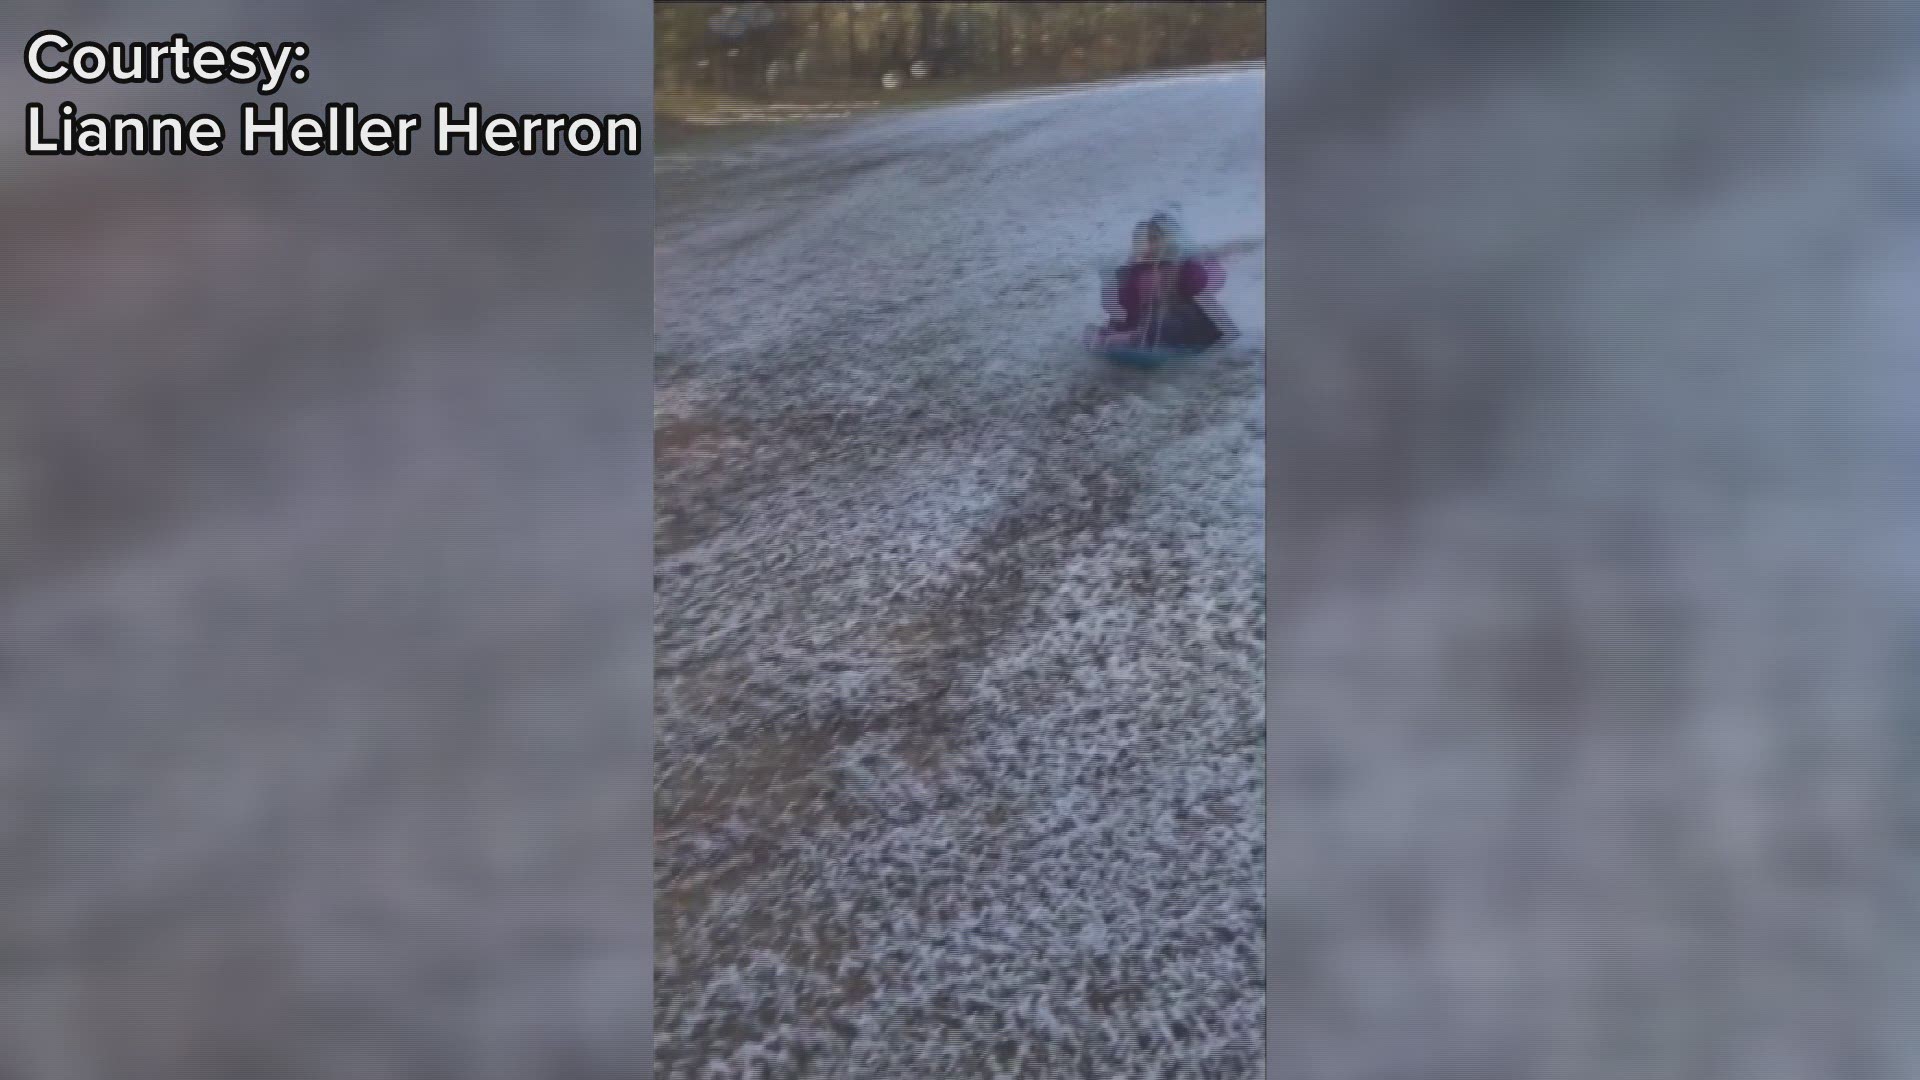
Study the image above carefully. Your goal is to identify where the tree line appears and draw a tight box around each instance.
[656,2,1266,96]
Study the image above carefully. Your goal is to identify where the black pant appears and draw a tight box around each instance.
[1146,300,1224,351]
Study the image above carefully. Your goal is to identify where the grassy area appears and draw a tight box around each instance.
[660,76,1028,119]
[656,77,1023,149]
[655,66,1242,151]
[655,63,1266,151]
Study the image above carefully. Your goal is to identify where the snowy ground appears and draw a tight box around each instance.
[654,69,1269,1077]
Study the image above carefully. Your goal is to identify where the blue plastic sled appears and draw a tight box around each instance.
[1093,344,1206,370]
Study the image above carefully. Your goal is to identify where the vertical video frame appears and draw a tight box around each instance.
[653,3,1268,1076]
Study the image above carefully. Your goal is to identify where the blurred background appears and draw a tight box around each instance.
[2,6,652,1080]
[1256,3,1920,1078]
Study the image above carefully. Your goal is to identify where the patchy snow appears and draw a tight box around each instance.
[656,69,1266,1076]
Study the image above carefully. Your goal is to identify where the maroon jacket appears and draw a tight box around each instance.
[1100,255,1230,350]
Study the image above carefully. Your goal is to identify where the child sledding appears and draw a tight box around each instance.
[1085,213,1236,368]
